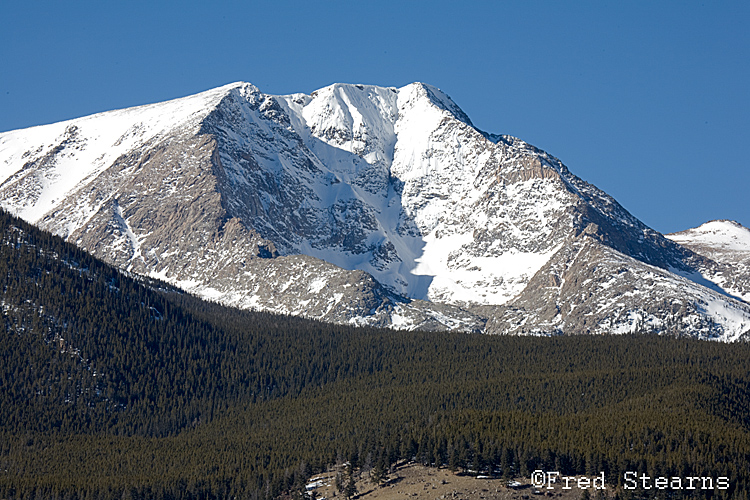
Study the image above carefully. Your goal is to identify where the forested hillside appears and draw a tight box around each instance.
[1,209,749,499]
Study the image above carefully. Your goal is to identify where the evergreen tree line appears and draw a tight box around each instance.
[1,208,749,499]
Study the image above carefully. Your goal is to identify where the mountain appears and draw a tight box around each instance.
[667,220,750,303]
[1,81,749,340]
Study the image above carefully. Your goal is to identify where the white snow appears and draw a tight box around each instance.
[693,287,750,342]
[668,220,750,252]
[113,204,143,266]
[307,277,329,294]
[667,220,750,303]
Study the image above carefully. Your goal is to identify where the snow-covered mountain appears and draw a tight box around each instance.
[1,81,748,340]
[667,220,750,304]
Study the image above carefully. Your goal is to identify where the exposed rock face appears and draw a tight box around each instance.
[0,81,748,339]
[482,235,750,341]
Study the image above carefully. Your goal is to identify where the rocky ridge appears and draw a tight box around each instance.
[0,81,748,340]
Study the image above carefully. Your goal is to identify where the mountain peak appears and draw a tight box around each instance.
[397,82,474,127]
[669,220,750,253]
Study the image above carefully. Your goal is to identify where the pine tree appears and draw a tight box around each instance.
[343,463,357,500]
[370,458,389,487]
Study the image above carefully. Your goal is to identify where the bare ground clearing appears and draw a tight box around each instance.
[304,462,612,500]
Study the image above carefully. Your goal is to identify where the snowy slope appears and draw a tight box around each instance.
[485,235,750,341]
[667,220,750,303]
[0,84,235,232]
[668,220,750,254]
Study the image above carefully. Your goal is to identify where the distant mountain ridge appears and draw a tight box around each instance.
[667,220,750,304]
[0,81,748,340]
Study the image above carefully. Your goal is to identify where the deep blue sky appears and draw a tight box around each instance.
[1,1,747,234]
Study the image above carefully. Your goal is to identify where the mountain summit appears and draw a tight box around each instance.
[1,82,748,340]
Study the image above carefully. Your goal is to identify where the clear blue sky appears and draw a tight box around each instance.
[1,0,748,234]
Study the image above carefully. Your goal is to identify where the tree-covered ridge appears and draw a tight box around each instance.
[0,208,749,499]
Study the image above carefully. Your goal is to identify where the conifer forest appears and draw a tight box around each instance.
[1,209,749,499]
